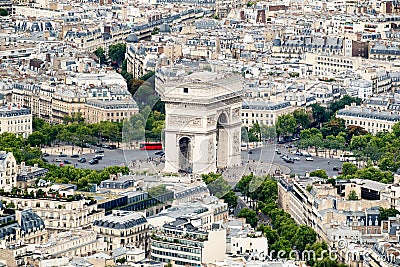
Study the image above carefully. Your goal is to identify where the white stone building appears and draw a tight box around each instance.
[93,210,149,251]
[0,151,17,190]
[0,103,32,138]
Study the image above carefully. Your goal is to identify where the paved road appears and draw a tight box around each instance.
[247,144,343,177]
[44,144,342,177]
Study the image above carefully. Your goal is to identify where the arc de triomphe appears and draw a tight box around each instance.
[156,64,244,174]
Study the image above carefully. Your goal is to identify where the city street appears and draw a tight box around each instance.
[43,143,343,177]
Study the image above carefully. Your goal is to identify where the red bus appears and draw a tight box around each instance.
[140,142,162,150]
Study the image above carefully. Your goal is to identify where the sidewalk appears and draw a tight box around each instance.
[42,145,93,156]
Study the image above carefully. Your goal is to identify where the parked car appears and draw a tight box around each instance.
[93,155,103,160]
[59,154,67,157]
[108,145,117,150]
[63,160,71,164]
[42,152,50,157]
[293,157,300,161]
[155,150,164,155]
[304,153,312,157]
[276,151,282,155]
[333,166,340,171]
[71,154,79,158]
[305,157,314,161]
[95,149,104,153]
[78,158,86,163]
[89,159,99,165]
[295,151,301,156]
[42,158,48,162]
[285,158,295,163]
[54,158,61,162]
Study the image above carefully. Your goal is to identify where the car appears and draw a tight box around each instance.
[304,153,312,157]
[305,157,314,161]
[93,155,103,160]
[281,155,288,159]
[54,158,61,162]
[102,144,110,148]
[96,153,104,157]
[42,158,48,162]
[333,166,340,171]
[295,152,301,156]
[42,152,49,157]
[59,154,67,157]
[108,145,117,150]
[89,159,99,165]
[71,154,79,158]
[78,158,86,163]
[276,151,282,155]
[285,158,295,163]
[63,160,72,164]
[338,170,343,175]
[95,149,104,153]
[155,150,164,155]
[293,156,300,161]
[248,150,253,154]
[274,148,279,152]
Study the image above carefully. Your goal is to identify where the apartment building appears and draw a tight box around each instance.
[241,100,294,127]
[336,104,400,134]
[0,195,104,233]
[278,176,390,253]
[85,99,138,124]
[150,218,226,266]
[12,82,138,124]
[0,208,48,248]
[93,210,149,251]
[0,103,32,138]
[304,52,362,78]
[33,230,106,259]
[0,151,17,189]
[16,162,48,189]
[149,198,229,230]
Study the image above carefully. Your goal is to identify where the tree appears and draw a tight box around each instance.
[320,118,346,137]
[238,208,258,228]
[248,123,261,142]
[293,109,311,130]
[329,95,362,113]
[0,8,7,16]
[380,207,400,220]
[378,155,400,172]
[94,47,107,65]
[108,43,126,67]
[222,191,238,209]
[342,162,358,176]
[260,125,276,141]
[292,225,317,251]
[311,104,329,126]
[276,114,296,139]
[309,169,328,179]
[347,190,359,200]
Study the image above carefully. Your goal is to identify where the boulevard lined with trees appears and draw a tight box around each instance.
[235,174,346,267]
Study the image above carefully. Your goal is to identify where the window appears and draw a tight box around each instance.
[183,88,188,93]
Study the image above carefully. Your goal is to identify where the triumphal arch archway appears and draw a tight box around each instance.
[156,63,244,174]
